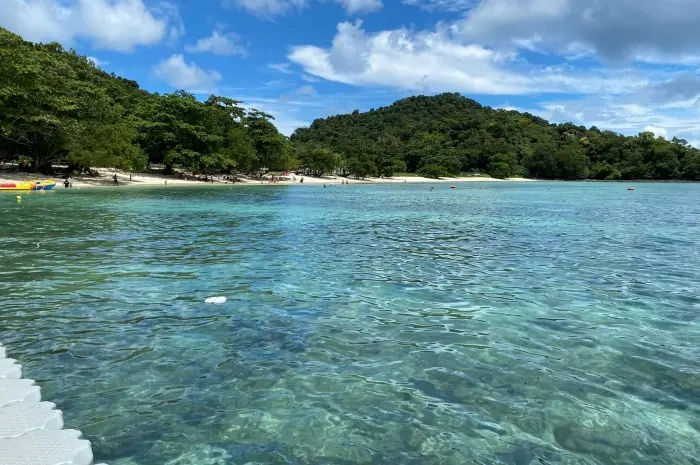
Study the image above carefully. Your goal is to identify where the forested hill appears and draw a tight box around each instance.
[0,27,292,174]
[291,93,700,180]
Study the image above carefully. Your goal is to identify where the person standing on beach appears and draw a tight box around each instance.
[113,174,119,186]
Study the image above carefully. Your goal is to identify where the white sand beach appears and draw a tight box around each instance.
[0,169,537,189]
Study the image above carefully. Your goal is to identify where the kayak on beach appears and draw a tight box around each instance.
[0,180,57,191]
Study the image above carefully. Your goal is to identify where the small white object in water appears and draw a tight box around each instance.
[205,296,227,304]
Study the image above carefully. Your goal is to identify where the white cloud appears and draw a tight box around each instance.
[269,63,294,74]
[153,54,222,93]
[185,31,245,56]
[288,20,648,95]
[0,0,182,52]
[644,126,669,139]
[335,0,383,14]
[458,0,700,63]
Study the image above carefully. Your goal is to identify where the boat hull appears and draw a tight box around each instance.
[0,181,57,191]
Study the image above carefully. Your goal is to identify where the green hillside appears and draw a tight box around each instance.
[291,93,700,180]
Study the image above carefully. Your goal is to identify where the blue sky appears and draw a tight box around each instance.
[3,0,700,145]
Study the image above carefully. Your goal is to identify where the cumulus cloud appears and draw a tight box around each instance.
[153,54,222,93]
[458,0,700,63]
[644,126,669,139]
[0,0,182,51]
[288,20,648,95]
[185,31,246,56]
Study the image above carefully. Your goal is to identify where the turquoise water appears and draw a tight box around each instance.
[1,183,700,465]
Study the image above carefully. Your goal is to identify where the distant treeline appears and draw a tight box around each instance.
[2,27,699,180]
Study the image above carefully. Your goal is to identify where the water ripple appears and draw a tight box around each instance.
[1,183,700,465]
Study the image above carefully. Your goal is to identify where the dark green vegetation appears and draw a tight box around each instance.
[2,27,700,180]
[0,28,292,174]
[292,94,700,180]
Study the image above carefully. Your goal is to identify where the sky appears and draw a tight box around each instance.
[3,0,700,145]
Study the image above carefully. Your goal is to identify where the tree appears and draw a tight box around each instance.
[488,162,512,179]
[0,30,108,171]
[523,142,557,178]
[68,116,146,172]
[245,110,290,172]
[417,164,450,179]
[298,145,338,176]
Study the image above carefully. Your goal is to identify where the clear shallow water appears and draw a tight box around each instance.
[1,183,700,465]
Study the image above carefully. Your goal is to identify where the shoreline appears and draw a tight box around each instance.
[0,170,536,189]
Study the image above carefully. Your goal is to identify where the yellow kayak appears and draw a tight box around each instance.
[0,180,57,191]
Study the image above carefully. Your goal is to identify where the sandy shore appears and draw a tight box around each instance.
[0,169,536,189]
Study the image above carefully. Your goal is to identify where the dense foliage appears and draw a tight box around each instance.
[292,94,700,180]
[3,27,699,181]
[0,28,291,174]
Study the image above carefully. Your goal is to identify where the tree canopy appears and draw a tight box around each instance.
[0,27,290,174]
[291,93,700,181]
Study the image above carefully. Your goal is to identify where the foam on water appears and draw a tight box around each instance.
[1,183,699,465]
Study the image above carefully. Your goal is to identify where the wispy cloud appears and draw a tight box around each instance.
[222,0,308,18]
[296,85,317,95]
[403,0,476,12]
[301,73,321,83]
[223,0,382,17]
[269,62,294,74]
